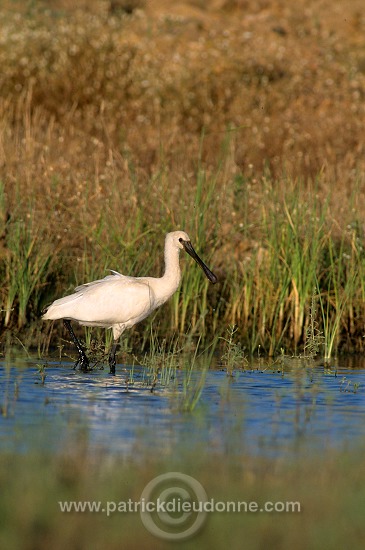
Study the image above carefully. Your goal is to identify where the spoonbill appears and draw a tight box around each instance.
[43,231,218,373]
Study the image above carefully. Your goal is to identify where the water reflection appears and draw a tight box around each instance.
[0,356,364,458]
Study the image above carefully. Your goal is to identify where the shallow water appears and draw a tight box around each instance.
[1,355,365,458]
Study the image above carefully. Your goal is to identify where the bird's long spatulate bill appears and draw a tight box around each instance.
[182,240,218,284]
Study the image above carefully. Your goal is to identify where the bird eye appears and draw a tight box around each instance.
[179,238,183,243]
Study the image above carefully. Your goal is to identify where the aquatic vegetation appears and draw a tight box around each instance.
[0,366,19,417]
[138,329,181,390]
[340,377,360,394]
[220,325,248,376]
[36,363,47,385]
[179,340,208,411]
[303,289,324,359]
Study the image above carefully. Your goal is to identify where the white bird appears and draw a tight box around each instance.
[43,231,218,373]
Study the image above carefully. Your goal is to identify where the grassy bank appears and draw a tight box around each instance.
[1,165,364,360]
[0,0,364,358]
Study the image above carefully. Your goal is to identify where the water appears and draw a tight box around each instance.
[1,355,365,458]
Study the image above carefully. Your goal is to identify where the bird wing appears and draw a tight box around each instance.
[43,275,155,326]
[74,270,126,292]
[82,278,154,324]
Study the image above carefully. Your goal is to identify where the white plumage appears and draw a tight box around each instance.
[43,231,217,373]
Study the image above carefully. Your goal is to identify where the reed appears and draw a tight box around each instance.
[138,328,181,391]
[3,215,53,329]
[3,167,365,360]
[223,180,340,356]
[179,338,208,412]
[317,229,362,363]
[303,288,324,359]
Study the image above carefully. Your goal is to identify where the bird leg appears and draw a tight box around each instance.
[63,320,89,371]
[108,341,118,375]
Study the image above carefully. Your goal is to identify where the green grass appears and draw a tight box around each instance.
[3,214,53,329]
[2,163,365,361]
[221,177,364,358]
[317,231,362,363]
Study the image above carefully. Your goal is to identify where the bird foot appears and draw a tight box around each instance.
[74,355,90,372]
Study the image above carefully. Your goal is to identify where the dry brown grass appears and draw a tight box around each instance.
[2,0,365,178]
[1,1,365,209]
[1,1,364,215]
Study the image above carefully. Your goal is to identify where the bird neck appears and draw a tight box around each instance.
[162,243,182,290]
[139,241,181,308]
[151,238,182,307]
